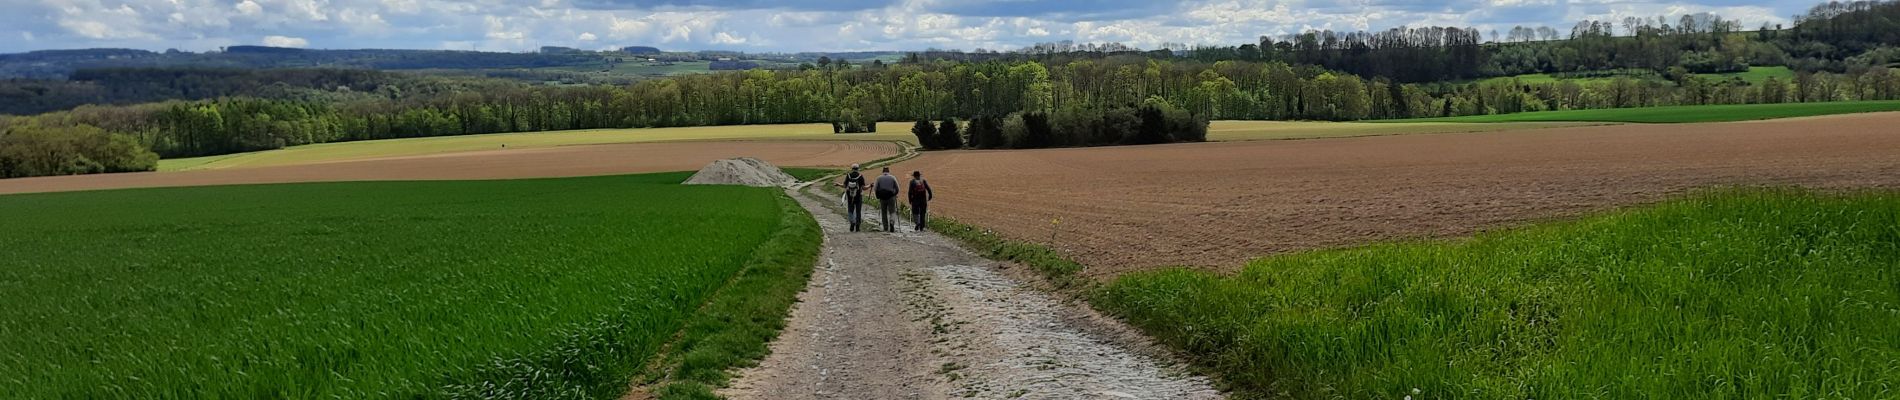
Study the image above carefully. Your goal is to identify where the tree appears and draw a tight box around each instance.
[967,115,1004,149]
[911,120,938,149]
[936,118,963,149]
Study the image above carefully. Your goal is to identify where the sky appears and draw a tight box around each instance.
[0,0,1824,54]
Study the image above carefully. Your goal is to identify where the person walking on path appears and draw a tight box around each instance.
[837,164,867,232]
[874,167,901,232]
[907,171,934,231]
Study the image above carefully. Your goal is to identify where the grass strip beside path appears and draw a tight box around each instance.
[1092,190,1900,399]
[632,193,824,399]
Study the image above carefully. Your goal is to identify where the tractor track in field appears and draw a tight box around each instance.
[717,183,1221,400]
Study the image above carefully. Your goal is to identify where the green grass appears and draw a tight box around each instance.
[0,173,820,398]
[1206,120,1599,141]
[1387,100,1900,123]
[645,191,821,399]
[1695,66,1795,85]
[1474,66,1790,87]
[781,168,839,182]
[1093,190,1900,399]
[1472,69,1662,86]
[157,123,915,172]
[926,214,1084,288]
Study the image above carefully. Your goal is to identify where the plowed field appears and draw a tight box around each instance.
[894,113,1900,277]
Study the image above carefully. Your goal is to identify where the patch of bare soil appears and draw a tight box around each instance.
[894,112,1900,278]
[719,185,1219,400]
[0,141,896,195]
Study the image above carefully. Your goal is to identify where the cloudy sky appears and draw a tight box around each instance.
[0,0,1821,53]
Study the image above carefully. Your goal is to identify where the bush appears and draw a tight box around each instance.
[1022,111,1053,148]
[1000,113,1029,148]
[967,115,1004,149]
[1130,97,1204,144]
[0,124,159,178]
[832,108,874,133]
[911,120,938,149]
[935,118,962,149]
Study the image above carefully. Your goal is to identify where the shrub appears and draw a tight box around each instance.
[1000,113,1029,148]
[832,108,874,133]
[911,120,938,149]
[967,115,1005,149]
[935,118,962,149]
[1022,111,1053,148]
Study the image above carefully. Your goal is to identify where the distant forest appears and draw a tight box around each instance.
[5,0,1900,178]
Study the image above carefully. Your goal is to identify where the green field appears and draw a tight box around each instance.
[1475,70,1659,86]
[1475,66,1791,86]
[1095,190,1900,399]
[1695,66,1795,85]
[1387,100,1900,123]
[1206,120,1599,141]
[0,173,818,398]
[157,123,914,171]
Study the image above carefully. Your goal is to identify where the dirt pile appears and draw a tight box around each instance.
[683,157,798,187]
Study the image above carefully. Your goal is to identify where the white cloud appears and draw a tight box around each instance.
[712,31,746,44]
[0,0,1822,54]
[283,0,331,21]
[484,15,524,40]
[262,35,308,47]
[235,0,262,15]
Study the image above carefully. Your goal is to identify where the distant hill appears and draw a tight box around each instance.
[621,46,663,55]
[225,46,307,54]
[0,47,905,79]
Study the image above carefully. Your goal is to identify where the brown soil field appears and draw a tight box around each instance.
[893,112,1900,278]
[0,140,896,195]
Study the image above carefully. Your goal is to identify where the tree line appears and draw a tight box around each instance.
[9,53,1900,178]
[909,97,1208,150]
[1164,0,1900,82]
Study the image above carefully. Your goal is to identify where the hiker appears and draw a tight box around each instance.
[874,167,900,232]
[837,164,867,232]
[908,171,934,231]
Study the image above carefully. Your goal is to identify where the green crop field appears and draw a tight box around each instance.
[157,123,915,172]
[0,173,817,398]
[1386,100,1900,123]
[1095,190,1900,399]
[1695,66,1795,85]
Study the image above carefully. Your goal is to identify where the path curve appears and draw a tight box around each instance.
[719,184,1221,399]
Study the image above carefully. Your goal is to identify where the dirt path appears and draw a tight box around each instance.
[720,184,1220,400]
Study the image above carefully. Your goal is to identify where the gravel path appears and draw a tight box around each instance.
[720,185,1220,400]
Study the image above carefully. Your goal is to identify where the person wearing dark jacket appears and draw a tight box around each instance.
[907,171,935,231]
[873,167,900,232]
[837,164,867,232]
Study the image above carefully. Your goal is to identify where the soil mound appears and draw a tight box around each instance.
[683,157,798,187]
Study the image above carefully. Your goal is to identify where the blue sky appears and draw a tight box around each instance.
[0,0,1820,53]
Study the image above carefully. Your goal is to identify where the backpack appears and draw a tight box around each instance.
[909,180,928,199]
[875,177,898,198]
